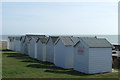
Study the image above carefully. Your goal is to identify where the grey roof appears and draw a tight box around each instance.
[79,37,112,48]
[20,36,25,41]
[60,36,78,46]
[8,36,14,39]
[31,36,39,42]
[38,37,48,44]
[8,36,15,41]
[26,35,46,42]
[46,36,59,44]
[14,36,21,40]
[8,37,14,42]
[20,36,26,42]
[51,36,59,43]
[71,37,79,43]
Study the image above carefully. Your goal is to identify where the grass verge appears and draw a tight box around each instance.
[2,50,119,78]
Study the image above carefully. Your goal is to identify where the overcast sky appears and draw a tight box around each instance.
[2,2,118,35]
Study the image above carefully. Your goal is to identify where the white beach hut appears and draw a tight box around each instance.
[8,37,12,50]
[8,37,14,51]
[29,35,46,58]
[54,36,78,69]
[29,36,37,58]
[73,37,113,74]
[46,36,59,63]
[22,35,31,55]
[14,36,21,52]
[36,36,48,61]
[20,36,26,54]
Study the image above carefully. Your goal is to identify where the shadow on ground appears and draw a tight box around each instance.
[26,63,93,76]
[0,49,12,51]
[3,51,93,76]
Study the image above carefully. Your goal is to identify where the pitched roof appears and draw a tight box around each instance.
[55,36,78,46]
[8,36,15,41]
[20,36,25,41]
[26,35,46,42]
[14,36,21,40]
[79,37,112,48]
[71,37,79,43]
[38,37,48,44]
[46,36,59,44]
[31,36,39,42]
[51,36,59,43]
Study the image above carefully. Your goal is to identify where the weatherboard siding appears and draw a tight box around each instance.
[14,39,21,52]
[46,38,54,63]
[36,40,46,61]
[36,40,43,61]
[88,48,112,74]
[55,39,74,69]
[29,39,36,58]
[74,41,89,74]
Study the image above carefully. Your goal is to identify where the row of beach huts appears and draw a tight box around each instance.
[8,34,113,74]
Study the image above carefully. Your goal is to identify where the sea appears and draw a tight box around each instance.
[1,35,119,45]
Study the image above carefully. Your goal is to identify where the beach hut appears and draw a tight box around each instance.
[14,36,21,52]
[29,36,37,58]
[8,36,14,51]
[20,36,26,54]
[73,37,113,74]
[29,35,46,58]
[54,36,78,69]
[46,36,59,63]
[8,37,12,50]
[36,36,48,61]
[22,35,31,55]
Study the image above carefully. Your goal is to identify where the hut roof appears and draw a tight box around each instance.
[73,37,112,48]
[55,36,78,46]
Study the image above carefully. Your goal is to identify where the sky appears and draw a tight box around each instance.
[2,2,118,35]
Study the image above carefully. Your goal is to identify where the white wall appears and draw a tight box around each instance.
[13,39,16,51]
[20,38,24,54]
[27,42,30,56]
[7,39,10,49]
[35,43,37,59]
[23,38,29,55]
[36,41,43,61]
[43,44,46,61]
[14,39,21,52]
[11,40,14,51]
[20,41,24,54]
[46,39,54,63]
[8,39,11,50]
[29,39,36,58]
[88,48,112,74]
[73,41,89,74]
[55,39,74,69]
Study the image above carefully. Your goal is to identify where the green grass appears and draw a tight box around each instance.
[1,50,119,78]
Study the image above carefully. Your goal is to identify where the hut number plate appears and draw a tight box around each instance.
[77,46,84,55]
